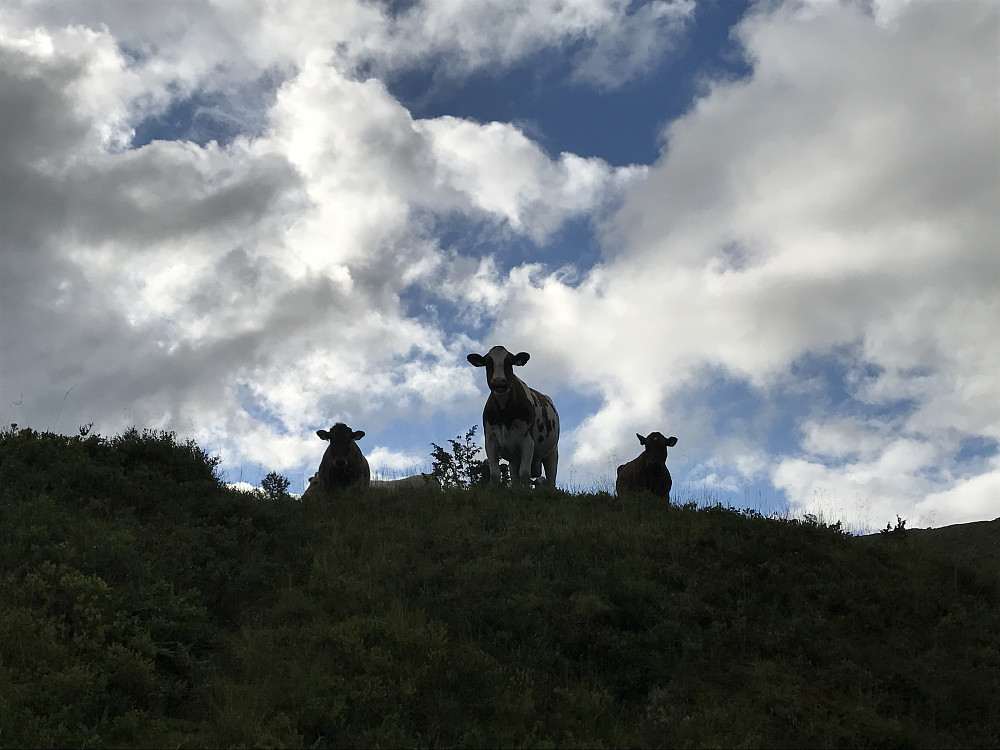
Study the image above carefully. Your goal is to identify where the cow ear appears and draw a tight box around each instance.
[317,430,330,440]
[352,430,365,441]
[636,433,646,444]
[467,353,486,367]
[666,436,678,446]
[513,352,530,366]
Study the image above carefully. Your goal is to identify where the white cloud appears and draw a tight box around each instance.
[1,0,695,94]
[799,416,895,462]
[366,445,430,477]
[915,465,1000,528]
[482,0,999,526]
[418,116,645,240]
[357,0,694,85]
[771,441,1000,530]
[570,0,693,89]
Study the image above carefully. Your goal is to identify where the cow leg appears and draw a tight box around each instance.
[484,426,504,484]
[513,435,535,485]
[541,450,558,487]
[487,455,505,483]
[507,454,523,485]
[514,459,534,485]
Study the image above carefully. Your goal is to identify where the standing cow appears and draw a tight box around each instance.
[301,423,370,499]
[616,432,678,500]
[467,345,559,486]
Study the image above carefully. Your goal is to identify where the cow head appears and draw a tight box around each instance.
[317,422,365,469]
[637,432,678,460]
[467,345,530,394]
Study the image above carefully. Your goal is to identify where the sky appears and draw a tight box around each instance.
[1,0,997,531]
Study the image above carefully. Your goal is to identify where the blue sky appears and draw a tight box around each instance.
[387,1,752,166]
[1,0,997,531]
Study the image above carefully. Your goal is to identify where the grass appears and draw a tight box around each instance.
[1,424,998,748]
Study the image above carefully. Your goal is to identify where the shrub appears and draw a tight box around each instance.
[430,425,485,488]
[261,471,291,500]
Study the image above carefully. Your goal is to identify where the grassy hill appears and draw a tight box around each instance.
[1,425,997,748]
[859,517,1000,586]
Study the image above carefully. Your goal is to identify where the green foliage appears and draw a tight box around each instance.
[2,424,998,748]
[430,424,511,487]
[261,471,291,500]
[431,425,486,488]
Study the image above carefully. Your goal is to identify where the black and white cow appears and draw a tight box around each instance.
[467,345,559,486]
[301,423,370,499]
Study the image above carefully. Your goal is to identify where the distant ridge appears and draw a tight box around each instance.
[858,518,1000,581]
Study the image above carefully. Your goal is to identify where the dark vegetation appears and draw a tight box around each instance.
[1,424,998,748]
[430,425,509,488]
[430,426,488,489]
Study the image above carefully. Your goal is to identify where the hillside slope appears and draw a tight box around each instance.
[1,426,998,748]
[858,517,1000,584]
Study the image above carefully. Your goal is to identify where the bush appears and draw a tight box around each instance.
[431,425,511,487]
[261,471,291,500]
[430,425,485,488]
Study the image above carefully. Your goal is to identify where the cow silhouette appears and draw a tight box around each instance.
[302,423,370,498]
[467,346,559,486]
[616,432,678,500]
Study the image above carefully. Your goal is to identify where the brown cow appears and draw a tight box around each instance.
[301,423,370,499]
[615,432,678,500]
[467,345,559,486]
